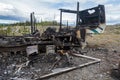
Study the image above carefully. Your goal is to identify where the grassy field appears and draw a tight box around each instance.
[87,25,120,48]
[0,25,120,44]
[0,25,60,36]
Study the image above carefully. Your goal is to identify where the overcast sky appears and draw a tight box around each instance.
[0,0,119,24]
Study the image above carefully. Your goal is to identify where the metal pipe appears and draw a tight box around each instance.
[30,12,36,34]
[30,13,33,34]
[59,10,62,31]
[71,53,101,62]
[67,20,68,29]
[76,2,79,28]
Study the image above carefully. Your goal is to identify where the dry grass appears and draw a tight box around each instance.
[87,26,120,48]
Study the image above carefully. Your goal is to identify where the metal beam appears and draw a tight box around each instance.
[59,9,77,14]
[30,12,33,34]
[59,10,62,31]
[76,2,79,28]
[30,12,36,34]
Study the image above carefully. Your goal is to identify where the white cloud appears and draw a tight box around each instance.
[105,4,120,24]
[90,0,108,4]
[0,3,17,15]
[0,0,119,24]
[0,3,14,11]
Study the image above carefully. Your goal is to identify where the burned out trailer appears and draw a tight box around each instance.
[41,3,106,53]
[59,3,106,30]
[49,2,106,50]
[0,2,106,54]
[0,2,106,80]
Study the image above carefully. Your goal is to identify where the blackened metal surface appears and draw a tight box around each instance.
[59,5,105,29]
[79,5,105,29]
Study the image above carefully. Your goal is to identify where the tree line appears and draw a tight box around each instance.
[0,21,60,27]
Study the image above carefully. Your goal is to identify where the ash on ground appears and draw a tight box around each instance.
[0,51,93,80]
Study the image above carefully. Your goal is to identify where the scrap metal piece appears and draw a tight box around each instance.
[46,45,55,54]
[26,45,38,56]
[14,60,30,75]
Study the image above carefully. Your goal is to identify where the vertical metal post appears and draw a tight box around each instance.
[67,20,68,29]
[30,12,33,34]
[30,12,36,34]
[33,12,35,32]
[59,10,62,31]
[76,2,79,28]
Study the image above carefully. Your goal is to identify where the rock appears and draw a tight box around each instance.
[99,74,103,78]
[4,70,7,74]
[95,47,108,52]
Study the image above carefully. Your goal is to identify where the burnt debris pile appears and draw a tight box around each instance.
[0,2,107,80]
